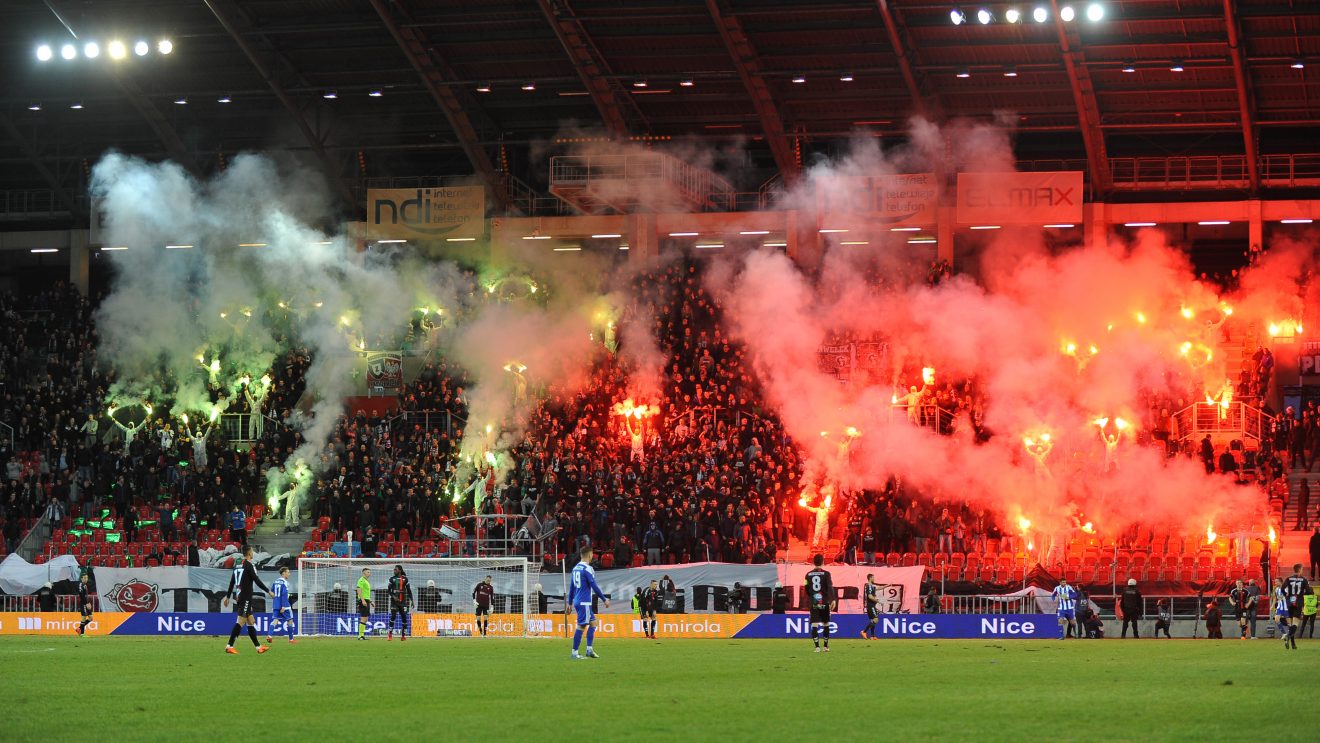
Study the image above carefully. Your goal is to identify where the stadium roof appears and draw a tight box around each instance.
[2,0,1319,223]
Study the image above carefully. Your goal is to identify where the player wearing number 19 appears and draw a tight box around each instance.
[570,545,609,659]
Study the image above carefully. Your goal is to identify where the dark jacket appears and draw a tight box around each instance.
[1119,586,1143,619]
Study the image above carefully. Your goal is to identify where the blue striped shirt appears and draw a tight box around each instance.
[1052,585,1077,612]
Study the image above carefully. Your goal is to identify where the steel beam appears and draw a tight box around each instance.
[0,114,84,219]
[1222,0,1261,193]
[705,0,799,182]
[1049,0,1112,195]
[876,0,928,117]
[367,0,513,211]
[535,0,644,138]
[202,0,359,212]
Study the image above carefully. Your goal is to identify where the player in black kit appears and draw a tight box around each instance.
[473,575,495,636]
[76,573,93,636]
[1279,563,1313,649]
[860,573,879,640]
[387,565,413,641]
[805,554,836,653]
[641,579,660,639]
[223,546,272,654]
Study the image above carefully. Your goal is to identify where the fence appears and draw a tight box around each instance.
[944,594,1038,614]
[1172,401,1272,444]
[0,594,79,612]
[386,409,467,439]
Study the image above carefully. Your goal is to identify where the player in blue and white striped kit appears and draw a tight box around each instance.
[569,545,609,659]
[266,567,296,645]
[1051,578,1078,640]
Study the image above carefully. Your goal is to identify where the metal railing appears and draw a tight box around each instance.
[0,189,85,218]
[889,403,957,434]
[386,409,467,439]
[1172,401,1272,443]
[549,153,736,212]
[14,513,51,562]
[0,595,79,612]
[216,412,285,443]
[944,594,1039,614]
[1109,153,1320,190]
[0,421,13,453]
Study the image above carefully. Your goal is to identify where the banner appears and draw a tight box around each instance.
[367,187,485,241]
[817,173,938,227]
[0,612,1052,639]
[956,172,1083,225]
[817,344,855,380]
[365,352,403,391]
[734,613,1055,640]
[854,341,890,372]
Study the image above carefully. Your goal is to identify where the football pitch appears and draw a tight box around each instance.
[2,634,1311,742]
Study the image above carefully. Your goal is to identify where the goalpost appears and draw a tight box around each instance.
[297,557,544,638]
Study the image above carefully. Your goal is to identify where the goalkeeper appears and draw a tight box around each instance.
[387,565,413,641]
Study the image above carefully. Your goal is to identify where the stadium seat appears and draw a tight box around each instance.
[901,553,917,567]
[885,552,900,566]
[601,553,614,568]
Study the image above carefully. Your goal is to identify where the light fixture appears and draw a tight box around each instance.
[969,225,1001,230]
[30,248,59,253]
[591,233,623,238]
[695,243,724,249]
[102,246,128,251]
[108,40,126,59]
[791,75,806,84]
[1086,3,1104,22]
[83,42,99,59]
[668,232,699,237]
[217,95,232,104]
[1060,5,1075,22]
[633,80,648,88]
[322,90,337,99]
[157,39,173,55]
[476,83,492,93]
[1043,223,1076,228]
[1121,61,1136,73]
[1004,67,1018,77]
[69,102,83,110]
[173,97,187,105]
[27,103,41,111]
[977,8,993,24]
[521,82,536,91]
[368,89,383,97]
[819,228,848,233]
[134,40,149,56]
[1033,6,1048,22]
[956,68,971,78]
[1005,8,1021,23]
[1197,220,1230,226]
[446,237,477,242]
[908,238,937,244]
[522,235,552,240]
[376,239,407,244]
[679,79,694,87]
[552,246,582,252]
[1280,218,1314,224]
[890,226,921,232]
[1170,60,1184,72]
[164,244,194,249]
[841,241,869,246]
[1291,59,1305,70]
[1124,222,1156,227]
[950,9,966,25]
[61,43,77,60]
[238,243,267,247]
[763,242,787,247]
[839,72,854,82]
[739,230,770,235]
[618,245,630,250]
[36,44,53,61]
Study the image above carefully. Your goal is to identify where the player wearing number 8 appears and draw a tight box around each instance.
[805,554,836,653]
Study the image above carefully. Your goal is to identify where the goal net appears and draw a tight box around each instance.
[297,557,543,638]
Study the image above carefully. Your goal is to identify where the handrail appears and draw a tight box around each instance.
[1172,401,1273,443]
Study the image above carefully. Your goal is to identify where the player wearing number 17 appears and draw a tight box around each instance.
[570,545,609,659]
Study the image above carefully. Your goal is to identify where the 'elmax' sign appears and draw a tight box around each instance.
[956,171,1083,225]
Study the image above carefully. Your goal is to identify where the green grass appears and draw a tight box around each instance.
[2,634,1311,742]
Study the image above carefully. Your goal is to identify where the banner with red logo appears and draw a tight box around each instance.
[955,171,1083,225]
[365,352,403,391]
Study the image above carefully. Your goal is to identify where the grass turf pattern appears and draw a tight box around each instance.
[1,635,1310,741]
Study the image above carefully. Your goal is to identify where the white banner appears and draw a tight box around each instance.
[956,171,1083,225]
[816,173,939,227]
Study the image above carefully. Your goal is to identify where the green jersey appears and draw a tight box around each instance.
[357,577,372,604]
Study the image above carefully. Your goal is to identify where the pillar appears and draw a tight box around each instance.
[1247,199,1263,252]
[69,230,89,295]
[1084,202,1108,247]
[627,213,658,264]
[936,206,955,266]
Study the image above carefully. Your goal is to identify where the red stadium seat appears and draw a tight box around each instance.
[601,553,614,569]
[885,552,900,566]
[901,553,917,567]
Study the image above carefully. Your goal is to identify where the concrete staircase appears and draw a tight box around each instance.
[248,510,311,559]
[1280,471,1318,572]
